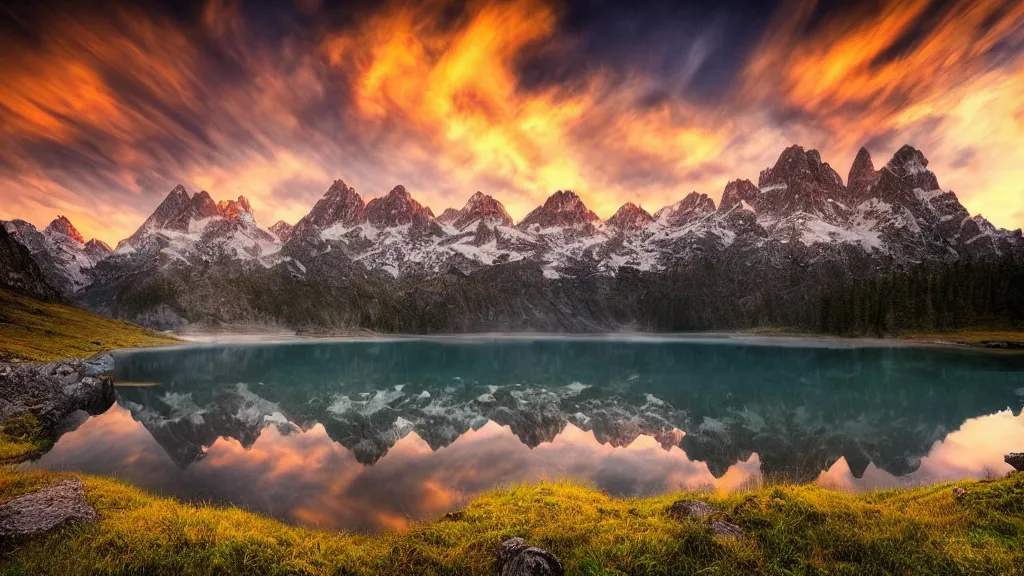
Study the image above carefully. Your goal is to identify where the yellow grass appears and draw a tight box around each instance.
[1,467,1022,575]
[0,289,178,362]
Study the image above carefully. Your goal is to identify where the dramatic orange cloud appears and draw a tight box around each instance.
[0,0,1022,245]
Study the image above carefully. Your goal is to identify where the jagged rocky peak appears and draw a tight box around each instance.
[296,179,366,234]
[654,192,716,226]
[758,145,842,187]
[718,179,760,211]
[364,185,435,228]
[605,202,654,231]
[883,145,941,191]
[848,147,875,186]
[145,186,260,230]
[44,216,85,244]
[518,190,600,229]
[437,208,460,225]
[216,196,256,225]
[189,191,220,219]
[268,221,293,242]
[141,184,209,232]
[846,146,880,203]
[451,191,514,230]
[83,239,113,259]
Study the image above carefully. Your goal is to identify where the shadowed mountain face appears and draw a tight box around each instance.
[102,340,1024,476]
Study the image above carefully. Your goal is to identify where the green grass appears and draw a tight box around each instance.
[0,289,178,460]
[0,289,178,363]
[0,415,50,463]
[1,467,1022,575]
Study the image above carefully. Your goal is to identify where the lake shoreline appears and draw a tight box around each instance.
[169,327,1024,353]
[2,466,1024,574]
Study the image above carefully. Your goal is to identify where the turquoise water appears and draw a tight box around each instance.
[29,337,1024,531]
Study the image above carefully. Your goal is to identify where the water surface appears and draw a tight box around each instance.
[28,337,1024,531]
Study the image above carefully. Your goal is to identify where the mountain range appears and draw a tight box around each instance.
[3,144,1023,333]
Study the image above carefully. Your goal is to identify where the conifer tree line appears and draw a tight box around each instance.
[635,255,1024,336]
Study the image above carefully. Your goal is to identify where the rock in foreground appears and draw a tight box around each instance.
[0,353,115,426]
[668,498,744,538]
[0,478,96,539]
[497,537,564,576]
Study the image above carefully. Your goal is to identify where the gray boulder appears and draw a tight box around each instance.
[668,498,744,539]
[497,537,564,576]
[1006,453,1024,472]
[0,353,115,426]
[0,478,96,539]
[710,519,744,539]
[668,499,714,520]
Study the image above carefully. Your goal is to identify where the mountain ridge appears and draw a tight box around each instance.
[5,143,1021,333]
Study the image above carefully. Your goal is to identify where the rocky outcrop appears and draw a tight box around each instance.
[668,499,714,520]
[0,478,97,540]
[0,225,57,301]
[0,354,115,427]
[496,538,563,576]
[668,498,743,538]
[1006,453,1024,472]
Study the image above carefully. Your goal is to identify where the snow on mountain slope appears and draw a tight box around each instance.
[1,216,111,295]
[91,144,1024,291]
[113,186,280,266]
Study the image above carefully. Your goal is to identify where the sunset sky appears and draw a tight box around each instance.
[1,0,1023,245]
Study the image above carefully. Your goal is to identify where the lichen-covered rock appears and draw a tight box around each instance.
[496,537,564,576]
[1006,452,1024,472]
[0,353,115,426]
[668,499,714,520]
[668,498,744,538]
[710,519,744,538]
[0,478,96,539]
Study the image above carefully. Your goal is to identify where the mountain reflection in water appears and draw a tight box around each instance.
[27,338,1024,532]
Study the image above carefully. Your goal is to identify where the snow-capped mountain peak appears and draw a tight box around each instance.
[269,221,293,242]
[217,196,255,225]
[83,239,113,260]
[44,216,85,244]
[2,216,108,296]
[449,191,513,231]
[718,179,760,211]
[436,208,460,225]
[292,180,366,240]
[653,192,716,227]
[605,202,654,231]
[364,185,435,228]
[113,185,279,265]
[518,190,600,230]
[755,145,846,220]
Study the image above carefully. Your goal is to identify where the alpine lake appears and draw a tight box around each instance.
[24,336,1024,532]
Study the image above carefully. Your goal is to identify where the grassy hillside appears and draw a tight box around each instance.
[0,467,1022,575]
[0,289,178,363]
